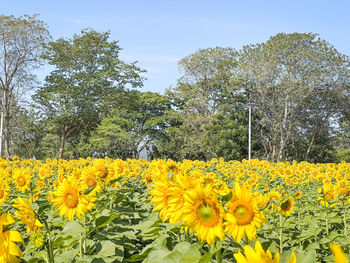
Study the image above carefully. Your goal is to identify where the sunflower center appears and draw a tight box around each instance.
[280,200,291,211]
[97,168,108,178]
[17,176,26,186]
[196,200,220,227]
[64,190,79,208]
[231,201,254,225]
[86,177,96,187]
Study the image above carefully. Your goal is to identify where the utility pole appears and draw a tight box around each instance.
[0,90,3,157]
[248,101,251,160]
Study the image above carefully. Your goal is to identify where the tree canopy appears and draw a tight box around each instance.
[33,29,145,158]
[0,17,347,163]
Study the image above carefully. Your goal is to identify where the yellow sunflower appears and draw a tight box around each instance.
[330,242,349,263]
[181,184,225,245]
[268,190,282,202]
[12,167,32,192]
[279,196,295,217]
[93,159,109,180]
[80,166,101,193]
[293,191,302,200]
[0,180,9,205]
[166,184,186,224]
[0,213,24,263]
[234,241,296,263]
[52,178,95,221]
[13,197,44,235]
[225,183,265,243]
[150,177,172,222]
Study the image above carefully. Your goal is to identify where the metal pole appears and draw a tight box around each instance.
[248,102,251,160]
[0,108,3,157]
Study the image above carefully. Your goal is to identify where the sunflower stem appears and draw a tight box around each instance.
[344,207,347,236]
[216,247,222,263]
[80,233,83,258]
[43,217,55,263]
[83,216,87,254]
[325,211,329,235]
[279,214,283,254]
[176,228,181,242]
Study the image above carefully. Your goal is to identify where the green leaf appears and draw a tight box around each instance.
[221,191,233,203]
[84,185,96,195]
[146,249,182,263]
[61,221,84,237]
[293,250,317,263]
[95,214,120,229]
[96,241,123,259]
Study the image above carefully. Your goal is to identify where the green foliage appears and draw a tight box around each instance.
[239,32,350,162]
[0,14,50,157]
[88,90,171,159]
[155,47,255,161]
[32,29,145,158]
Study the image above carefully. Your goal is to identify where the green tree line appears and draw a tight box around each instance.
[1,14,350,162]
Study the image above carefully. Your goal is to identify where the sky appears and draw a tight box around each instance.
[2,0,350,94]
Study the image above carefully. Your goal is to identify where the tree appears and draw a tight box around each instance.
[9,106,45,159]
[239,33,350,162]
[33,29,144,158]
[162,47,252,161]
[88,91,171,159]
[0,14,50,157]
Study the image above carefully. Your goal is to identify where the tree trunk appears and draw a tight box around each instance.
[3,89,10,157]
[59,128,66,159]
[277,94,289,162]
[305,131,317,161]
[0,105,3,157]
[58,126,78,159]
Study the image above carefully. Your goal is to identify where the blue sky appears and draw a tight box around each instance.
[2,0,350,93]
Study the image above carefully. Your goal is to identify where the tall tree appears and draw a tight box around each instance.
[163,47,251,160]
[239,33,350,162]
[0,14,50,157]
[88,91,171,159]
[33,29,144,158]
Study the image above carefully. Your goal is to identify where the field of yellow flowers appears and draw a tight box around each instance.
[0,157,349,262]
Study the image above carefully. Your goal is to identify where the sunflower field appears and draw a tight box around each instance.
[0,157,349,263]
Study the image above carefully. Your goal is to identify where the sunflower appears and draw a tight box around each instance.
[93,159,108,180]
[166,184,186,224]
[0,180,9,206]
[80,166,101,193]
[52,178,95,221]
[12,167,31,192]
[30,230,46,249]
[279,196,295,217]
[330,242,349,263]
[268,190,282,202]
[234,241,296,263]
[13,197,44,235]
[225,183,265,243]
[181,184,225,245]
[0,213,24,263]
[293,191,302,200]
[150,177,172,222]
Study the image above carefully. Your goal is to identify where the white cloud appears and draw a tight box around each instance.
[75,19,85,25]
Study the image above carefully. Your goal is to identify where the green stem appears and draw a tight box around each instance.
[344,207,347,236]
[80,233,83,258]
[43,218,55,263]
[80,216,87,257]
[83,216,87,254]
[279,214,283,254]
[176,228,182,242]
[216,248,222,263]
